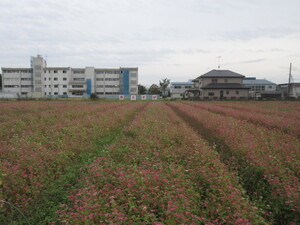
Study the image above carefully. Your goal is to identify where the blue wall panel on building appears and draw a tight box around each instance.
[122,70,130,95]
[86,79,92,95]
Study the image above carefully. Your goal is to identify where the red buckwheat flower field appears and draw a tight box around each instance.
[1,100,299,224]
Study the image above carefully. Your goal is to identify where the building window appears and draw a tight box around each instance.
[63,70,67,73]
[73,78,85,81]
[104,78,120,81]
[49,92,51,95]
[49,77,51,81]
[4,78,20,81]
[54,70,58,73]
[96,85,104,88]
[131,80,137,85]
[63,92,67,95]
[130,73,137,78]
[54,92,58,95]
[212,79,218,83]
[45,92,47,95]
[44,77,46,81]
[226,91,229,94]
[174,86,181,89]
[63,85,67,88]
[63,77,67,81]
[54,85,58,88]
[236,91,239,95]
[48,85,51,88]
[72,92,84,96]
[21,78,32,81]
[96,78,104,81]
[4,85,19,88]
[54,77,58,81]
[73,71,84,74]
[185,86,192,89]
[225,79,228,83]
[21,70,32,73]
[208,92,215,96]
[72,85,84,88]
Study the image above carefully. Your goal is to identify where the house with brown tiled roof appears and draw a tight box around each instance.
[187,70,250,100]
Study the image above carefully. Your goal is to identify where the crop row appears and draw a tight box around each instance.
[217,101,300,112]
[55,103,266,224]
[168,102,300,224]
[0,102,145,224]
[0,102,128,141]
[184,102,300,137]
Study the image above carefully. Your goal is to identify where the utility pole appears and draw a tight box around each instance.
[287,63,292,98]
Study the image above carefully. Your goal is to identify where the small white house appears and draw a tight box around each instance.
[170,82,194,99]
[243,78,280,99]
[278,83,300,99]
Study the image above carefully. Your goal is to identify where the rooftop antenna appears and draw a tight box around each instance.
[217,56,221,69]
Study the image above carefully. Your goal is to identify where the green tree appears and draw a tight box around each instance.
[90,93,98,100]
[148,84,161,95]
[159,78,170,98]
[138,84,147,95]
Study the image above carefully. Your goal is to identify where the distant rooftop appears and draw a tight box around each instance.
[171,82,194,85]
[196,70,245,79]
[243,77,256,80]
[243,79,276,85]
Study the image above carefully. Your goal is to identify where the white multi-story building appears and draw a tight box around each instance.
[1,55,138,98]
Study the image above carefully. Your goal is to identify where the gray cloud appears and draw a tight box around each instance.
[223,58,267,66]
[248,48,284,53]
[0,0,300,85]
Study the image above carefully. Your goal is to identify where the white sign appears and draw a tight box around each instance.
[131,95,136,100]
[119,95,125,100]
[141,95,147,100]
[152,95,157,100]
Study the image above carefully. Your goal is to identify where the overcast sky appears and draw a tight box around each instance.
[1,0,300,86]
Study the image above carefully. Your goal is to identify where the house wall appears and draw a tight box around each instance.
[201,77,243,87]
[44,68,70,96]
[2,69,33,96]
[202,89,248,99]
[170,83,193,99]
[247,84,277,92]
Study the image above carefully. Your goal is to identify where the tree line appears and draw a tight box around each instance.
[139,78,170,97]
